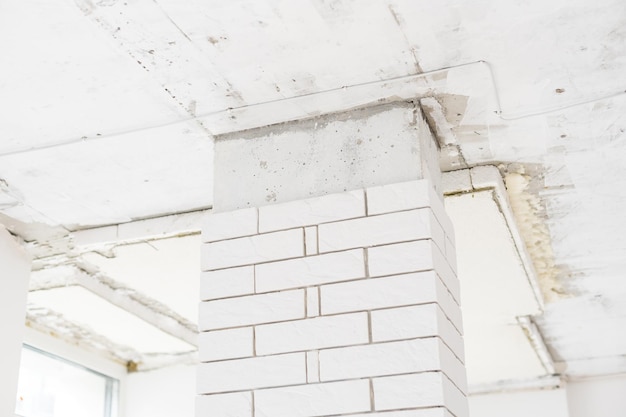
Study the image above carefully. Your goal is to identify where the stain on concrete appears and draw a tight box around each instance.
[503,164,568,302]
[437,94,470,127]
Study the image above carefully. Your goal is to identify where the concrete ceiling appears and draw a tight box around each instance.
[1,0,625,389]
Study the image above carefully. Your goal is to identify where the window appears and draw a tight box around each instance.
[15,345,118,417]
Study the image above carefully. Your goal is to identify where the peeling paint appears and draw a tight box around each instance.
[504,167,567,302]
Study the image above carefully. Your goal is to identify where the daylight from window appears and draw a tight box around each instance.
[15,346,117,417]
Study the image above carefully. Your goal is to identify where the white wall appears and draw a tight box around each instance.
[124,364,196,417]
[567,374,626,417]
[469,388,569,417]
[0,226,31,416]
[469,374,626,417]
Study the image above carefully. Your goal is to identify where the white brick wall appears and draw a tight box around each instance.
[254,380,371,417]
[255,313,369,355]
[371,304,465,362]
[258,189,365,232]
[317,209,445,253]
[198,179,467,417]
[367,240,460,303]
[198,289,304,330]
[197,352,306,394]
[373,372,468,417]
[201,228,304,270]
[318,337,467,393]
[200,266,254,300]
[198,327,253,362]
[319,272,462,331]
[255,249,365,292]
[201,207,258,243]
[196,392,253,417]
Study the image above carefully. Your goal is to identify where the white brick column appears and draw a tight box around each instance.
[198,180,467,417]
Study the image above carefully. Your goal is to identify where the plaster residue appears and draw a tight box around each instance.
[25,307,138,365]
[504,169,566,302]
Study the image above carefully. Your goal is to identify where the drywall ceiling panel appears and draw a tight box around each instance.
[445,191,541,320]
[82,235,201,324]
[154,0,416,106]
[445,190,546,384]
[0,122,212,228]
[464,322,547,385]
[388,0,626,116]
[27,286,194,354]
[0,0,187,153]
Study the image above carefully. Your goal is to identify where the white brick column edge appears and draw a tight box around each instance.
[197,179,468,417]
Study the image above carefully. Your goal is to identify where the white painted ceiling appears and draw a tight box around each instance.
[1,0,625,388]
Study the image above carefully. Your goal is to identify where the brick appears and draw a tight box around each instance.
[201,228,303,270]
[367,240,435,278]
[195,392,252,417]
[255,313,369,356]
[202,207,257,243]
[306,351,320,383]
[373,372,467,417]
[373,372,469,417]
[437,337,468,393]
[254,379,370,417]
[444,373,469,417]
[325,271,463,334]
[374,373,445,411]
[198,327,253,362]
[322,273,422,314]
[200,266,254,300]
[319,338,463,385]
[366,179,455,246]
[198,289,304,331]
[368,241,459,304]
[366,180,431,215]
[197,353,305,394]
[306,287,320,317]
[318,209,444,253]
[434,277,464,335]
[445,237,457,274]
[258,190,365,233]
[431,242,461,305]
[255,249,365,292]
[304,226,318,255]
[371,304,464,362]
[433,193,455,245]
[428,210,446,253]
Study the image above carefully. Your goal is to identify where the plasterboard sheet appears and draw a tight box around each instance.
[445,191,540,320]
[445,190,545,384]
[464,322,546,385]
[28,286,194,354]
[82,235,201,323]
